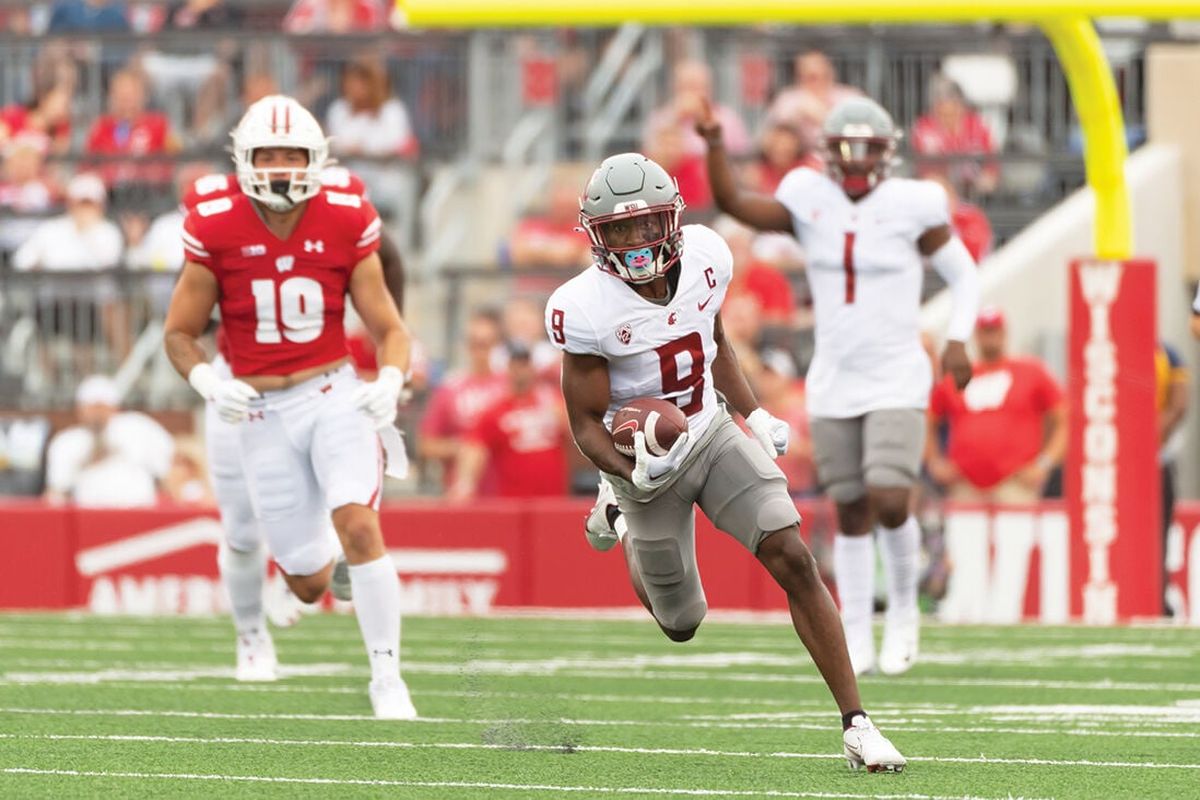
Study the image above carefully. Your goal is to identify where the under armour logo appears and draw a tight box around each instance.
[248,411,265,421]
[304,239,324,253]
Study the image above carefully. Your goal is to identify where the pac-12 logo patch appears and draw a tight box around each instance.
[616,323,633,345]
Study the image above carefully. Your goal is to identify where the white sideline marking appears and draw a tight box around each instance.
[2,707,1199,744]
[2,735,1197,772]
[0,663,354,685]
[0,769,1036,799]
[5,660,1200,694]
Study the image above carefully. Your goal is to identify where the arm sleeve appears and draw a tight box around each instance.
[353,200,383,262]
[545,293,602,356]
[928,236,979,342]
[181,212,214,268]
[773,167,813,227]
[915,180,952,231]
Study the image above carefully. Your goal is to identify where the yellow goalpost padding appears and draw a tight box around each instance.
[396,1,1200,258]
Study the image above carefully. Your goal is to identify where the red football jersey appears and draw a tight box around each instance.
[182,189,382,377]
[181,167,367,213]
[186,168,370,365]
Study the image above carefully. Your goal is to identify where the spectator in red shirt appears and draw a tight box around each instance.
[449,342,570,500]
[418,309,507,493]
[507,178,591,271]
[926,307,1067,504]
[912,75,999,197]
[0,83,73,156]
[85,68,180,188]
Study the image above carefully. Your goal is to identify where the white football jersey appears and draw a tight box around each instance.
[776,167,949,418]
[545,224,733,441]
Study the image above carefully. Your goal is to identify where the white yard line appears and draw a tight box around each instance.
[5,662,1200,694]
[0,768,1045,799]
[1,734,1197,772]
[1,707,1198,742]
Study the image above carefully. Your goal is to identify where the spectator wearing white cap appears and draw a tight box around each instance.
[12,171,121,274]
[44,375,175,507]
[13,171,127,363]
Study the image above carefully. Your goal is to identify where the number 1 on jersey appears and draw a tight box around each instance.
[251,277,324,344]
[843,231,856,304]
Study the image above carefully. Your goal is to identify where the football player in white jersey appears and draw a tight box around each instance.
[547,152,906,772]
[697,97,979,677]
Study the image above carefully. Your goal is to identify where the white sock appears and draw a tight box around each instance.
[218,542,266,636]
[833,533,876,649]
[878,516,921,625]
[349,555,403,683]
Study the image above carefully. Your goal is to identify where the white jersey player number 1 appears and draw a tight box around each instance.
[251,277,325,345]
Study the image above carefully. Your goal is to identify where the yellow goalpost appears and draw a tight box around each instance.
[395,0,1200,260]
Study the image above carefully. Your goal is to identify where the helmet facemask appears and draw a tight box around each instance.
[230,96,330,212]
[825,135,896,199]
[581,198,683,284]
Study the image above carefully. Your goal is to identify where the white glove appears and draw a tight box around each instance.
[746,407,789,458]
[188,362,259,424]
[630,430,691,492]
[351,366,405,428]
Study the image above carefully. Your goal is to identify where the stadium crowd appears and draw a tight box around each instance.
[0,3,1111,515]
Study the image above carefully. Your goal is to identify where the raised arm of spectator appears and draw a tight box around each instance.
[695,100,793,233]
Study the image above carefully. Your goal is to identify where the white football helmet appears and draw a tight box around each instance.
[231,94,329,212]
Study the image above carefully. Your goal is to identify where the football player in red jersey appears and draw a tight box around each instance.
[181,164,406,646]
[163,95,416,719]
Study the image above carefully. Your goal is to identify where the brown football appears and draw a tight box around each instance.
[611,397,688,458]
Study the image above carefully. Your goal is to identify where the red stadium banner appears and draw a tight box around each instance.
[1066,258,1160,622]
[3,498,1194,621]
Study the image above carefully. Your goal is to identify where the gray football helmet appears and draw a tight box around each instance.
[578,152,685,284]
[823,96,900,197]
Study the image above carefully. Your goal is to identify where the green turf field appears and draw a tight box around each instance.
[0,612,1197,799]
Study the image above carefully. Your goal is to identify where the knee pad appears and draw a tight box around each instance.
[825,476,867,504]
[864,463,915,491]
[756,490,802,536]
[634,540,686,590]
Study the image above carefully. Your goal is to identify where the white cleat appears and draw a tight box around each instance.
[878,617,919,676]
[265,573,303,628]
[330,554,353,602]
[584,480,623,552]
[235,629,278,682]
[369,677,419,720]
[843,714,907,773]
